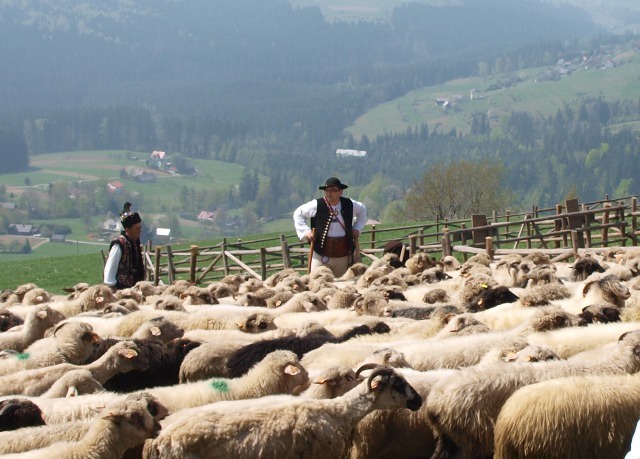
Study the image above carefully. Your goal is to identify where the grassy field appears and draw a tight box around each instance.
[346,49,640,140]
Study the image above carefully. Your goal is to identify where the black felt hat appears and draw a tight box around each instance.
[120,202,142,229]
[319,177,348,190]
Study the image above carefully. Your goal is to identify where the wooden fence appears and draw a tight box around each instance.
[125,195,640,286]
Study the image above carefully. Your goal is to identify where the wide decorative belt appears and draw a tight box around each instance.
[322,236,350,258]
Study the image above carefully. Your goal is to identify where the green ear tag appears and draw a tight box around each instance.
[17,353,30,361]
[210,380,229,393]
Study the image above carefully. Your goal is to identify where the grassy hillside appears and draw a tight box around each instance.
[346,48,640,140]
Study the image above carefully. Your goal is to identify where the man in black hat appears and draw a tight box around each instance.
[103,202,145,290]
[293,177,367,277]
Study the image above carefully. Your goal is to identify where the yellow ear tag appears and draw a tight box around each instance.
[481,283,489,289]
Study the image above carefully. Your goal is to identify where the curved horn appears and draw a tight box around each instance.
[355,363,383,379]
[366,367,395,391]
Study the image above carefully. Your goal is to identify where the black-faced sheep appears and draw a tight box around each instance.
[0,398,45,431]
[0,308,23,332]
[569,255,607,281]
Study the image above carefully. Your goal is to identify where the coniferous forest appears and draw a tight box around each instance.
[1,0,639,223]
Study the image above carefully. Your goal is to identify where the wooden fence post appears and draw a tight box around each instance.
[485,236,494,260]
[602,203,610,247]
[280,234,291,269]
[260,247,267,280]
[153,246,161,286]
[442,229,451,257]
[409,235,417,256]
[166,245,175,284]
[370,225,376,249]
[418,228,424,247]
[222,239,229,276]
[189,245,199,284]
[632,197,638,242]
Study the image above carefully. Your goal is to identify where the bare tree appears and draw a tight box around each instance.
[404,159,511,221]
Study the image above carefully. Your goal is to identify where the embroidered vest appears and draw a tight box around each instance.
[311,197,354,256]
[110,235,145,289]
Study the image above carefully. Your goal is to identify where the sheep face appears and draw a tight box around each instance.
[466,286,519,312]
[356,365,422,411]
[238,314,276,333]
[0,309,23,332]
[0,398,45,431]
[582,275,630,308]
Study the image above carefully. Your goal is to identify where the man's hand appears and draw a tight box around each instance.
[352,229,360,240]
[305,231,315,243]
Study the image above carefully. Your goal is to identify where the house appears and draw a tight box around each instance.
[102,218,121,231]
[336,149,367,158]
[197,210,217,223]
[107,181,124,193]
[50,234,66,243]
[8,224,37,236]
[435,97,449,108]
[133,172,157,183]
[156,228,171,243]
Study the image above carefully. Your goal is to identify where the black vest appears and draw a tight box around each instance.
[109,235,145,289]
[311,197,354,256]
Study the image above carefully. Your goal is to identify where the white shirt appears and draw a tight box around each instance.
[103,244,122,286]
[293,198,367,241]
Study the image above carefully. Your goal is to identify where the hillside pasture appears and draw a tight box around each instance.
[346,50,640,140]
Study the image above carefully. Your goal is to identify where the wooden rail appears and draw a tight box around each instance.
[108,195,640,286]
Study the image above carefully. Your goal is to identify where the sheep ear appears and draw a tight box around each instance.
[66,386,79,397]
[119,348,139,359]
[36,309,48,319]
[314,378,328,385]
[284,364,301,376]
[150,326,161,336]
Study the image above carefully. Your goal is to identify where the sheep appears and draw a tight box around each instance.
[48,284,117,317]
[430,314,491,338]
[459,273,498,305]
[405,252,437,274]
[114,306,277,337]
[20,287,52,306]
[225,322,391,378]
[130,316,185,344]
[0,392,168,454]
[569,254,607,281]
[0,321,101,376]
[340,262,368,280]
[2,396,162,459]
[0,340,148,396]
[494,372,640,459]
[30,349,309,424]
[181,285,218,305]
[425,329,640,459]
[0,308,23,332]
[578,303,621,324]
[581,273,631,308]
[142,365,422,459]
[302,365,359,399]
[419,266,452,284]
[0,305,65,352]
[1,282,38,305]
[422,288,450,304]
[0,398,45,431]
[265,291,296,308]
[85,338,199,392]
[40,369,105,398]
[519,281,572,306]
[465,285,519,312]
[151,295,186,312]
[391,304,462,320]
[270,291,328,313]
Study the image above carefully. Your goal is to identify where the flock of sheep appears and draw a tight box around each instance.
[1,246,640,458]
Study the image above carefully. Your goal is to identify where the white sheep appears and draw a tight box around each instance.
[0,392,167,454]
[1,396,162,459]
[494,372,640,459]
[0,321,100,376]
[0,340,147,396]
[30,349,308,424]
[0,305,65,352]
[40,369,105,398]
[142,365,422,459]
[48,284,117,317]
[425,329,640,458]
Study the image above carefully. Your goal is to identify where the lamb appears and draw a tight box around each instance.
[0,305,65,352]
[0,321,101,376]
[142,365,422,459]
[494,372,640,459]
[225,322,391,378]
[425,329,640,459]
[1,396,162,459]
[0,340,148,396]
[0,398,45,431]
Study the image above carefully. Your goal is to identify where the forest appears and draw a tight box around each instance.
[0,0,637,225]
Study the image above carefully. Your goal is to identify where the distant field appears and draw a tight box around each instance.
[346,50,640,140]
